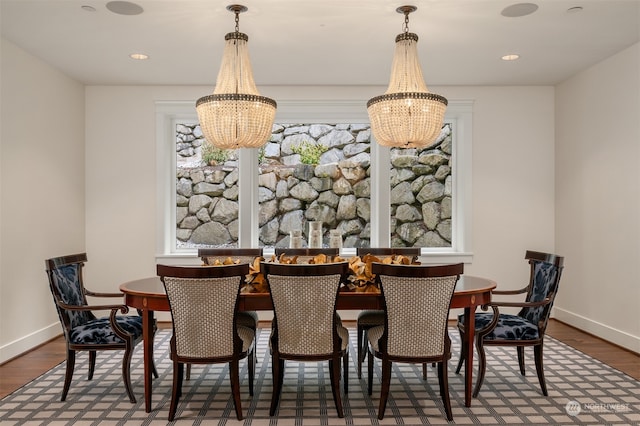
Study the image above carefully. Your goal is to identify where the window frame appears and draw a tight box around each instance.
[156,99,473,264]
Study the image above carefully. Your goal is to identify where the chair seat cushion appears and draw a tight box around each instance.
[237,325,255,352]
[337,324,349,351]
[237,311,258,329]
[458,313,539,341]
[367,325,384,352]
[69,315,143,345]
[357,310,385,327]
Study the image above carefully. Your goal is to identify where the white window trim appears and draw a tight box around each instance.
[155,99,473,265]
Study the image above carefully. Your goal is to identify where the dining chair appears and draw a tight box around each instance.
[274,247,339,264]
[354,247,421,379]
[261,261,350,417]
[455,250,564,397]
[157,263,256,421]
[367,262,463,421]
[45,253,154,403]
[191,248,263,380]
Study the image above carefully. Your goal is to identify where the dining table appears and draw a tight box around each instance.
[120,274,496,413]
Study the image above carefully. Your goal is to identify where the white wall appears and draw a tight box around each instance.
[0,38,85,362]
[555,42,640,352]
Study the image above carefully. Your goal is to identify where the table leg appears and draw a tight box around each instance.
[463,306,475,407]
[141,309,155,413]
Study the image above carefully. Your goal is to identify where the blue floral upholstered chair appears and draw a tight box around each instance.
[455,250,564,397]
[45,253,155,403]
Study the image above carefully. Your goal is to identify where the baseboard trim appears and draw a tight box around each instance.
[0,323,62,365]
[553,307,640,353]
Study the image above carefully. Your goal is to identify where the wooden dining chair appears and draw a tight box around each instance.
[191,248,263,380]
[455,250,564,397]
[354,247,421,379]
[261,261,350,417]
[273,247,339,264]
[157,263,256,421]
[367,262,463,421]
[45,253,155,403]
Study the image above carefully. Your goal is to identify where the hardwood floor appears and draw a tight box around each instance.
[0,319,637,400]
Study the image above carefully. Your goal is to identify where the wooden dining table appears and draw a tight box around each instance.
[120,274,496,413]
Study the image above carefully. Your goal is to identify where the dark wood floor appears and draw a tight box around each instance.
[1,319,637,400]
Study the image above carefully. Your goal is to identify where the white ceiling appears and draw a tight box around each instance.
[1,0,638,87]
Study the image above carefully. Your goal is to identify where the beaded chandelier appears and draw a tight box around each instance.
[196,4,277,149]
[367,6,447,148]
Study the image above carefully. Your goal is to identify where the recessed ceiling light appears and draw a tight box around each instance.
[502,54,520,61]
[106,1,143,16]
[81,5,96,12]
[501,3,539,18]
[129,53,149,60]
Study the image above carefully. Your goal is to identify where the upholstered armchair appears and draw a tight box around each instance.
[455,250,564,397]
[45,253,153,403]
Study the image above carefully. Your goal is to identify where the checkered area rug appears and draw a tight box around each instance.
[1,328,638,425]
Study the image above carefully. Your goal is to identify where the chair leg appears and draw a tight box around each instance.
[122,344,137,403]
[186,364,191,380]
[152,358,159,379]
[61,349,76,401]
[150,321,159,379]
[472,334,487,398]
[534,344,548,396]
[367,349,374,395]
[377,359,392,420]
[437,361,453,421]
[230,359,243,420]
[168,361,183,421]
[88,350,96,380]
[329,358,344,418]
[248,344,255,397]
[422,363,427,380]
[455,326,465,374]
[517,346,526,376]
[342,350,349,393]
[357,325,365,379]
[269,356,284,416]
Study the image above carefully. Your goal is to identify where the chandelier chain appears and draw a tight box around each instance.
[234,9,240,33]
[403,10,410,33]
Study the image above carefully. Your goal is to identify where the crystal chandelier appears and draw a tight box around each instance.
[367,5,447,148]
[196,4,277,149]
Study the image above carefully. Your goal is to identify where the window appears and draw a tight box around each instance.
[156,100,473,263]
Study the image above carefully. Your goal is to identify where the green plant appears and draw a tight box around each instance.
[291,141,328,165]
[201,142,231,165]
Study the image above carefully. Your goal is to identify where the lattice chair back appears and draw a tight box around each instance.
[45,253,95,333]
[374,263,463,358]
[519,251,564,329]
[159,263,249,358]
[263,262,348,356]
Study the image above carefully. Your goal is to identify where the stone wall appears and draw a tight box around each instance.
[175,123,452,248]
